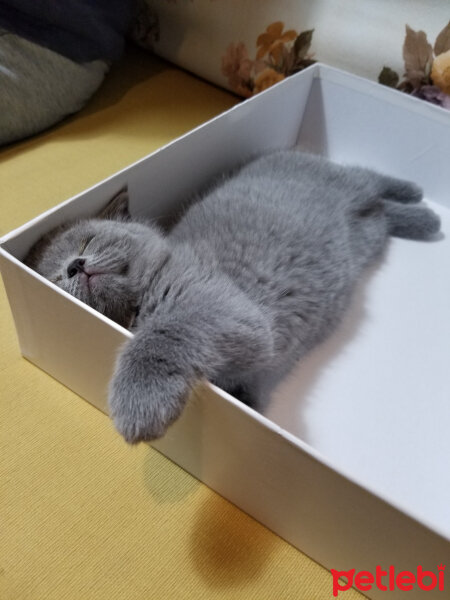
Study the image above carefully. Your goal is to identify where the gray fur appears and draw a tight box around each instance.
[25,150,441,443]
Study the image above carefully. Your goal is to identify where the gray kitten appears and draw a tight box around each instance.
[25,150,441,443]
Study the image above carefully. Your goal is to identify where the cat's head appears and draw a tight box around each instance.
[25,190,169,328]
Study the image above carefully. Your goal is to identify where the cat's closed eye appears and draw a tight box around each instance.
[78,235,95,255]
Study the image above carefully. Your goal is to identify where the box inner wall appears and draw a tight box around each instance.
[267,76,450,535]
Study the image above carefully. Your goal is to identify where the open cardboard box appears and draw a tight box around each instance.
[1,65,449,598]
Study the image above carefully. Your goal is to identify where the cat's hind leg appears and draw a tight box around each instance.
[374,173,423,204]
[349,166,423,204]
[384,200,441,239]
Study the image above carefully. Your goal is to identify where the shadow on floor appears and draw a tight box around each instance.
[78,44,167,118]
[189,492,277,589]
[142,444,201,504]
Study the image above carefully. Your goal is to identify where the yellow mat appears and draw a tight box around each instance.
[0,46,364,600]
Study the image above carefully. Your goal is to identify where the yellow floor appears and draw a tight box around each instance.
[0,46,364,600]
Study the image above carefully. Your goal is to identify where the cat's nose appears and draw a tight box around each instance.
[67,258,86,278]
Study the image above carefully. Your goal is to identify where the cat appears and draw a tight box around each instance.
[25,150,441,444]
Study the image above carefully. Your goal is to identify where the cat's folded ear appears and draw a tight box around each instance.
[98,188,131,221]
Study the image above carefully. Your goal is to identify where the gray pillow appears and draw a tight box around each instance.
[0,30,108,145]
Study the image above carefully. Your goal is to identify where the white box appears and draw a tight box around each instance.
[1,65,449,598]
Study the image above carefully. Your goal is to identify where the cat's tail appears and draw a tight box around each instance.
[384,200,441,240]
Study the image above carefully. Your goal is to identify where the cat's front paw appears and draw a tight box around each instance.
[108,357,192,444]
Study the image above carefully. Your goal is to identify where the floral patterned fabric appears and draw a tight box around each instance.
[221,23,315,97]
[379,23,450,110]
[131,0,450,110]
